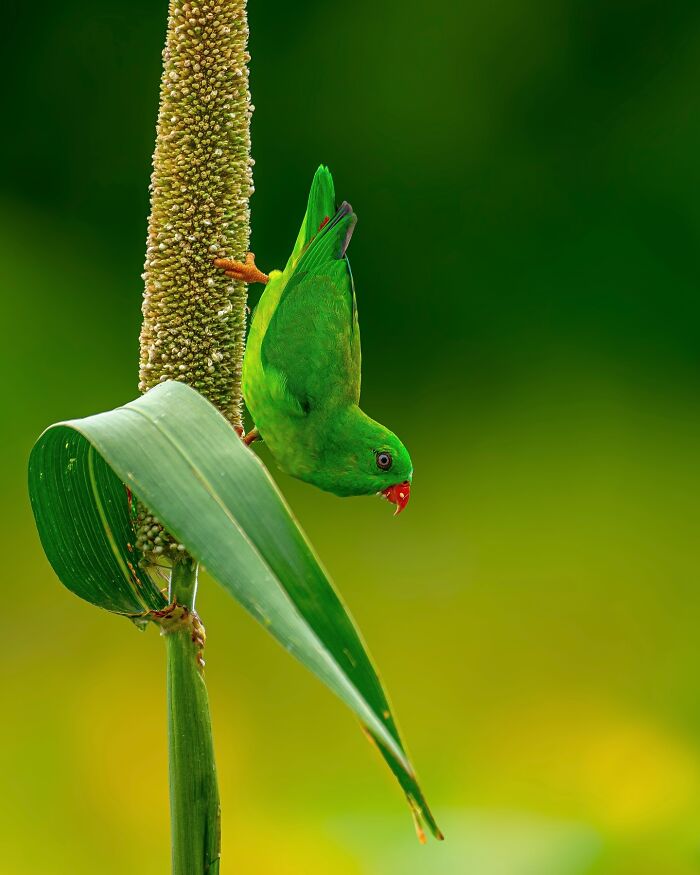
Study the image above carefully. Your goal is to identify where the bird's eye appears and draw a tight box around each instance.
[376,451,393,471]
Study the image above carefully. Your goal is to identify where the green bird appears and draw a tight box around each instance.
[215,166,413,513]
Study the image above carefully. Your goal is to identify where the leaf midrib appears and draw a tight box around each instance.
[86,442,152,615]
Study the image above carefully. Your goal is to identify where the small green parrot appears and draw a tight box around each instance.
[215,166,413,514]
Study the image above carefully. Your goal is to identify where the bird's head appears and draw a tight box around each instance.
[314,410,413,514]
[369,436,413,515]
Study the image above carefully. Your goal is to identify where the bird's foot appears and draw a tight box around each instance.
[234,424,260,445]
[213,252,269,285]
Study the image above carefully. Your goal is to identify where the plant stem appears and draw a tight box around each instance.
[166,558,220,875]
[139,0,252,868]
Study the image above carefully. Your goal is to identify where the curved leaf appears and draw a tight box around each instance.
[29,427,167,618]
[28,381,441,840]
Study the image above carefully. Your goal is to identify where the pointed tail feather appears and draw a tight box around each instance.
[289,165,337,266]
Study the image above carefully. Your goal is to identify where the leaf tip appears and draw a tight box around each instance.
[408,794,444,844]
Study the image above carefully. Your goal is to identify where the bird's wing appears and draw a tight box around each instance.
[261,199,361,414]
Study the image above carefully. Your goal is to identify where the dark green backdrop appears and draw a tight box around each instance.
[2,2,700,873]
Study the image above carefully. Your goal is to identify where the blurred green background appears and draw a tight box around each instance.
[3,0,700,872]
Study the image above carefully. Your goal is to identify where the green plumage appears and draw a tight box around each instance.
[242,167,412,503]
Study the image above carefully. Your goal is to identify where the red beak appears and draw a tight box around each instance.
[380,480,411,515]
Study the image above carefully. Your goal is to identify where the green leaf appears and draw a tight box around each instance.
[29,421,167,619]
[28,381,441,840]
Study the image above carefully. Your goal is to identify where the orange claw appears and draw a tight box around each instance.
[213,252,269,285]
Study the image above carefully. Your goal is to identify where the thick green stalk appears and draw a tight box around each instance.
[166,559,220,875]
[139,0,252,869]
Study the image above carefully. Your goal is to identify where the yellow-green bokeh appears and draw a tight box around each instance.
[3,1,700,872]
